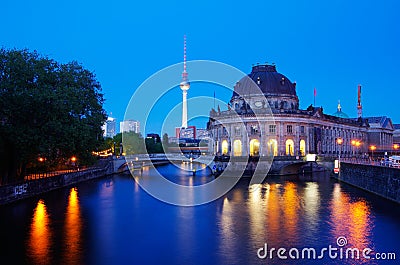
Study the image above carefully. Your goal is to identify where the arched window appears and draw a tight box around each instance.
[233,140,242,157]
[267,139,278,156]
[286,139,294,156]
[221,140,229,155]
[299,139,306,156]
[249,139,260,156]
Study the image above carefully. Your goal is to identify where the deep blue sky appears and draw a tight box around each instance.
[2,0,400,135]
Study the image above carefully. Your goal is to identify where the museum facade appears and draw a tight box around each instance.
[207,64,393,158]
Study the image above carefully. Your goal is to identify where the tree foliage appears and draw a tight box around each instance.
[162,133,169,152]
[122,132,146,155]
[0,48,106,183]
[145,138,163,153]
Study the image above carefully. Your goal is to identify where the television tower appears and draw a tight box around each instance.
[357,84,362,118]
[180,35,190,128]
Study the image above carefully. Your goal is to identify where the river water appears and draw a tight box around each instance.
[0,163,399,265]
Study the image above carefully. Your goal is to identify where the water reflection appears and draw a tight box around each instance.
[330,183,373,251]
[282,182,300,244]
[63,187,82,264]
[219,197,237,265]
[265,183,281,245]
[28,199,51,265]
[3,165,397,265]
[248,184,266,245]
[303,182,320,239]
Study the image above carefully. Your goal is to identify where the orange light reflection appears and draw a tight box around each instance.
[330,184,372,250]
[28,199,51,265]
[64,188,82,264]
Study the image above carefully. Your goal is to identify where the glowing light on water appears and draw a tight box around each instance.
[28,199,51,264]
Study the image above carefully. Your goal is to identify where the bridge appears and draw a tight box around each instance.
[112,154,217,173]
[111,153,335,176]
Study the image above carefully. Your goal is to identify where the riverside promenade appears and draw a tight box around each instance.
[0,159,114,205]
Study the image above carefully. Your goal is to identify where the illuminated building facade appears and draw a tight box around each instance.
[208,64,393,157]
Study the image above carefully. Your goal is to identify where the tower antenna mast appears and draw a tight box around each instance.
[180,35,190,128]
[357,84,362,118]
[183,35,187,78]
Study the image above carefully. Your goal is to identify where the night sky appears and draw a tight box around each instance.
[2,0,399,134]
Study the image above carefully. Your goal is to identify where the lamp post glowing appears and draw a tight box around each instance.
[71,156,77,171]
[336,137,343,158]
[335,137,343,174]
[351,140,361,158]
[394,144,399,155]
[370,145,376,162]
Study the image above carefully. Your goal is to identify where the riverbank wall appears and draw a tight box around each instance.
[0,161,113,205]
[332,162,400,203]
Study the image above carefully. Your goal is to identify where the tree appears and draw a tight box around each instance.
[0,48,106,183]
[122,132,146,155]
[162,133,169,152]
[145,138,163,153]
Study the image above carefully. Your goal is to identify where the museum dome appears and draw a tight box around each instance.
[332,101,349,118]
[233,64,297,97]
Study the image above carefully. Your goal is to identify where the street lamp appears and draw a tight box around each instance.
[370,145,376,163]
[394,144,399,155]
[336,137,343,161]
[336,137,343,173]
[351,140,361,160]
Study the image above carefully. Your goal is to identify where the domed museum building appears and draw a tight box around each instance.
[207,64,393,158]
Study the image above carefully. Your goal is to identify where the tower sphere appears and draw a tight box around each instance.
[180,81,190,91]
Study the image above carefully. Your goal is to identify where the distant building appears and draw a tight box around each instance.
[177,126,196,139]
[365,116,394,151]
[102,117,116,138]
[332,101,349,119]
[175,126,209,140]
[120,120,140,134]
[146,133,160,143]
[394,124,400,145]
[168,136,179,144]
[196,128,209,140]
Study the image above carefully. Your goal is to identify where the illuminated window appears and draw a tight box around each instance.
[233,140,242,157]
[249,139,260,156]
[221,140,229,155]
[299,139,306,156]
[267,139,278,156]
[286,139,294,156]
